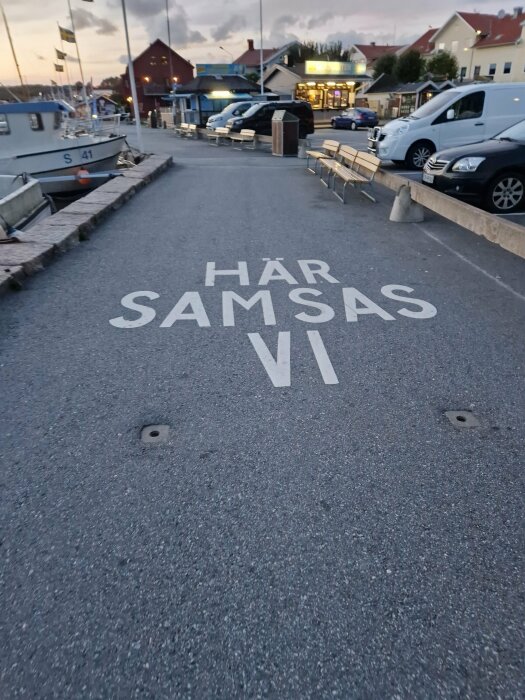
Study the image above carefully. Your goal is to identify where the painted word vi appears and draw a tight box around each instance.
[109,260,437,387]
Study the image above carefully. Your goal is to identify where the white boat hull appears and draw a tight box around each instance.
[0,135,126,195]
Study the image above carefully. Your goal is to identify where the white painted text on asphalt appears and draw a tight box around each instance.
[109,260,437,387]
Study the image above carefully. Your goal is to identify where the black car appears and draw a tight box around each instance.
[331,108,378,130]
[422,119,525,213]
[226,100,314,138]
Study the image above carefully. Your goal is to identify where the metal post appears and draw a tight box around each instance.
[259,0,264,95]
[165,0,174,90]
[120,0,144,153]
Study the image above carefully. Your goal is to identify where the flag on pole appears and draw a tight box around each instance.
[55,48,67,60]
[54,63,65,72]
[59,25,76,43]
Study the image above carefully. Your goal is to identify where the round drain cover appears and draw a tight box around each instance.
[141,424,170,443]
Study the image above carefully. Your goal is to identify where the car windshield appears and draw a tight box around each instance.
[242,103,268,118]
[408,91,460,120]
[495,119,525,142]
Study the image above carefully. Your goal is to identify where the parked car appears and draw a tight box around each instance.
[368,82,525,169]
[206,101,256,130]
[422,118,525,213]
[226,100,314,138]
[331,108,378,130]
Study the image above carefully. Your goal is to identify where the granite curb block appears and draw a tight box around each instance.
[0,155,173,297]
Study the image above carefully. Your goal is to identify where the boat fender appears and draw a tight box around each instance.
[76,168,91,185]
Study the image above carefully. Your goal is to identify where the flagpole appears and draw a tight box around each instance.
[0,1,28,99]
[120,0,143,152]
[67,0,87,101]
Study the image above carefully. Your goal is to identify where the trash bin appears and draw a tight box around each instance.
[150,110,158,128]
[272,110,299,156]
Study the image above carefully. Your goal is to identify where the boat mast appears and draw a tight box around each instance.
[0,1,28,99]
[66,0,87,101]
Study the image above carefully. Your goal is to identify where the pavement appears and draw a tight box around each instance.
[1,125,524,698]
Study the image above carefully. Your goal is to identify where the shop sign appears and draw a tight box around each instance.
[305,60,367,76]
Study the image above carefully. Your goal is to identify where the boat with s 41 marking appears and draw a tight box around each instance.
[0,101,126,195]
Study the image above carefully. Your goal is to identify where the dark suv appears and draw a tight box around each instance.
[226,100,315,138]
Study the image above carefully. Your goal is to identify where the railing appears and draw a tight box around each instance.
[62,114,122,138]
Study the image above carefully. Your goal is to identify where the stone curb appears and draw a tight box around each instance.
[0,155,172,298]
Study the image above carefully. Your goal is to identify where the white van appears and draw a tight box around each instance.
[206,101,257,130]
[368,82,525,168]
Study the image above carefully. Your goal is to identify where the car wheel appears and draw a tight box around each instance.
[486,171,525,213]
[331,121,338,129]
[350,122,357,131]
[405,141,434,170]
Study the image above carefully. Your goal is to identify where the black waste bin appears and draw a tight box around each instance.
[272,110,299,156]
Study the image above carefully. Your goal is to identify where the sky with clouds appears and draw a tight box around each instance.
[0,0,520,85]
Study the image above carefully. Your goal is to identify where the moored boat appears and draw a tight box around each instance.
[0,101,127,195]
[0,173,51,235]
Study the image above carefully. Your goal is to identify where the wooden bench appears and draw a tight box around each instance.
[187,124,198,139]
[230,129,256,150]
[206,126,231,146]
[318,145,358,187]
[174,122,189,137]
[305,139,340,174]
[328,150,381,203]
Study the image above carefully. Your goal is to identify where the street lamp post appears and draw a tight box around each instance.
[120,0,143,153]
[219,46,233,62]
[259,0,264,95]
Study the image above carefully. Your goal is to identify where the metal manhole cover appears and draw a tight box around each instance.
[444,411,480,428]
[141,424,170,443]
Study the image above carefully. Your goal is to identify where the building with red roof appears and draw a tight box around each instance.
[430,8,525,81]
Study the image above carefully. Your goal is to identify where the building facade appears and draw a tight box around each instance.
[430,9,525,82]
[121,39,194,117]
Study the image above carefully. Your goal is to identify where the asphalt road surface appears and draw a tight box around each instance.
[1,128,524,698]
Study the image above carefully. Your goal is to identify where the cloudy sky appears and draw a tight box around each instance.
[0,0,518,85]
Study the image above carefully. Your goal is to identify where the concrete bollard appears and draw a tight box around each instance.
[390,184,425,223]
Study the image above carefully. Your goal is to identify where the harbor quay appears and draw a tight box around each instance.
[1,125,524,697]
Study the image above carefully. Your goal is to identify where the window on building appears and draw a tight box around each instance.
[451,40,459,53]
[489,63,497,76]
[0,114,9,135]
[504,61,512,74]
[149,55,157,66]
[474,65,481,77]
[161,55,168,65]
[29,113,43,131]
[438,42,445,51]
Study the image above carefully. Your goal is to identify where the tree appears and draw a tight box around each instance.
[395,50,425,83]
[288,41,350,63]
[98,76,121,91]
[373,53,398,80]
[426,51,459,80]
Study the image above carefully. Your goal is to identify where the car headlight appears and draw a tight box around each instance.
[451,157,485,172]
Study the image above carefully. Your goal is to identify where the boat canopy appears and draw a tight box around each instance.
[1,101,75,114]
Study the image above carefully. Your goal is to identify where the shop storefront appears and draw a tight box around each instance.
[294,60,371,111]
